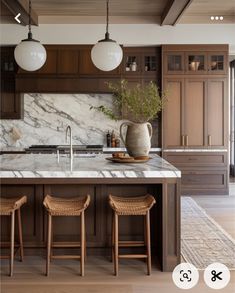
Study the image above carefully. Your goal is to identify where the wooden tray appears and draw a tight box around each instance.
[106,157,151,163]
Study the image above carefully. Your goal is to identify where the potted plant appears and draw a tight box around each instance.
[91,80,166,157]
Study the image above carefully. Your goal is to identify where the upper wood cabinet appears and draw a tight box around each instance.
[123,47,161,78]
[58,49,79,74]
[163,77,227,149]
[163,45,228,75]
[184,79,205,147]
[164,52,184,75]
[163,78,183,148]
[0,47,23,119]
[79,47,120,75]
[38,49,58,74]
[207,78,227,147]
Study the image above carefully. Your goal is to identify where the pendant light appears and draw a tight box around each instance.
[91,0,123,71]
[14,0,46,71]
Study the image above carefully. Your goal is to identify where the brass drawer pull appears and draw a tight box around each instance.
[208,135,212,146]
[185,135,188,146]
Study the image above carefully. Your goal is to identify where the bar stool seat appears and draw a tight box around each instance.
[109,194,156,216]
[0,196,27,277]
[43,194,90,277]
[43,195,89,216]
[0,197,27,215]
[109,194,156,276]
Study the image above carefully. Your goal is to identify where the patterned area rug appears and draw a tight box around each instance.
[181,197,235,270]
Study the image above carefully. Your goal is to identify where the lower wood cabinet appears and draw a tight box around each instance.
[181,170,227,195]
[163,152,228,195]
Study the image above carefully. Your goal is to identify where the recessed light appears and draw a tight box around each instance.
[220,16,224,20]
[215,16,219,20]
[210,16,214,20]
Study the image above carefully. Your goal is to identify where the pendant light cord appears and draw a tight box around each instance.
[28,0,32,39]
[105,0,110,40]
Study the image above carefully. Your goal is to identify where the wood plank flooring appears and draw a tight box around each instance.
[1,186,235,293]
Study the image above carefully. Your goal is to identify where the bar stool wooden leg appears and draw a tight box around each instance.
[114,212,119,276]
[17,209,24,262]
[146,211,151,275]
[10,211,15,277]
[46,214,52,276]
[111,212,114,263]
[50,218,53,263]
[80,211,85,277]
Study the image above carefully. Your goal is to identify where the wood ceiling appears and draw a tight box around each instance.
[1,0,235,25]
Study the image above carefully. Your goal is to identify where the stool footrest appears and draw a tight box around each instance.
[52,242,81,248]
[119,254,148,259]
[51,255,81,259]
[118,241,145,247]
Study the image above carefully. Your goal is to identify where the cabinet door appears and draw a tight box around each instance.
[1,77,23,119]
[57,49,79,74]
[164,52,184,74]
[208,52,227,75]
[163,78,183,148]
[207,79,226,147]
[184,79,205,147]
[123,51,142,75]
[185,53,207,74]
[38,49,57,74]
[79,48,100,75]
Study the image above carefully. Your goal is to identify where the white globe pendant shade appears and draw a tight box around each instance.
[14,40,47,71]
[91,40,123,71]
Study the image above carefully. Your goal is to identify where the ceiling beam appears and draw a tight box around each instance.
[1,0,38,26]
[161,0,194,26]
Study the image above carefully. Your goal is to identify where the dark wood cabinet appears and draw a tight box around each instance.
[0,47,23,119]
[38,49,58,74]
[122,47,161,80]
[79,46,120,76]
[57,49,79,74]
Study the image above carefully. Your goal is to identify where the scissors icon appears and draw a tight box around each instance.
[211,270,223,282]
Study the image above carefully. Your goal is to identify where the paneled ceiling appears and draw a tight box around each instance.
[1,0,235,25]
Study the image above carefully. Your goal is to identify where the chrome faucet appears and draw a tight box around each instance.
[66,125,73,168]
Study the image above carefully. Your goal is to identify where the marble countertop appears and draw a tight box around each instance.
[0,153,180,179]
[103,147,161,152]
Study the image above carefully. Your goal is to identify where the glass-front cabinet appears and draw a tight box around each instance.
[208,53,227,74]
[185,53,207,74]
[164,52,184,74]
[123,48,159,76]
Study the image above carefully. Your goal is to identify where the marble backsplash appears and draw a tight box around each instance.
[0,93,160,148]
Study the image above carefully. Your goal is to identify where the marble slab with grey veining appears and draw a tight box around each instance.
[0,93,160,148]
[0,154,181,178]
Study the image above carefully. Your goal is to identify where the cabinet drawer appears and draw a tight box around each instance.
[164,152,227,168]
[182,170,227,190]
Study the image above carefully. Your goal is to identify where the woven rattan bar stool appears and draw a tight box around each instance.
[109,194,156,276]
[0,196,27,277]
[43,194,90,276]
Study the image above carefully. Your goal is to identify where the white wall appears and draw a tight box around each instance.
[1,23,235,54]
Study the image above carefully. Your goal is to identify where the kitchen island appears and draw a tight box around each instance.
[0,154,181,272]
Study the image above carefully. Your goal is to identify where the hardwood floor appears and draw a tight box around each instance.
[1,187,235,293]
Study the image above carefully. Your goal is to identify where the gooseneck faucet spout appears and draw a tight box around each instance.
[66,125,73,169]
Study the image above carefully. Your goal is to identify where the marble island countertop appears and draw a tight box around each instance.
[0,154,181,179]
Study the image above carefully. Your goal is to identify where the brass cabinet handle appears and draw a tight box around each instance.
[185,135,188,146]
[181,135,185,146]
[208,135,212,146]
